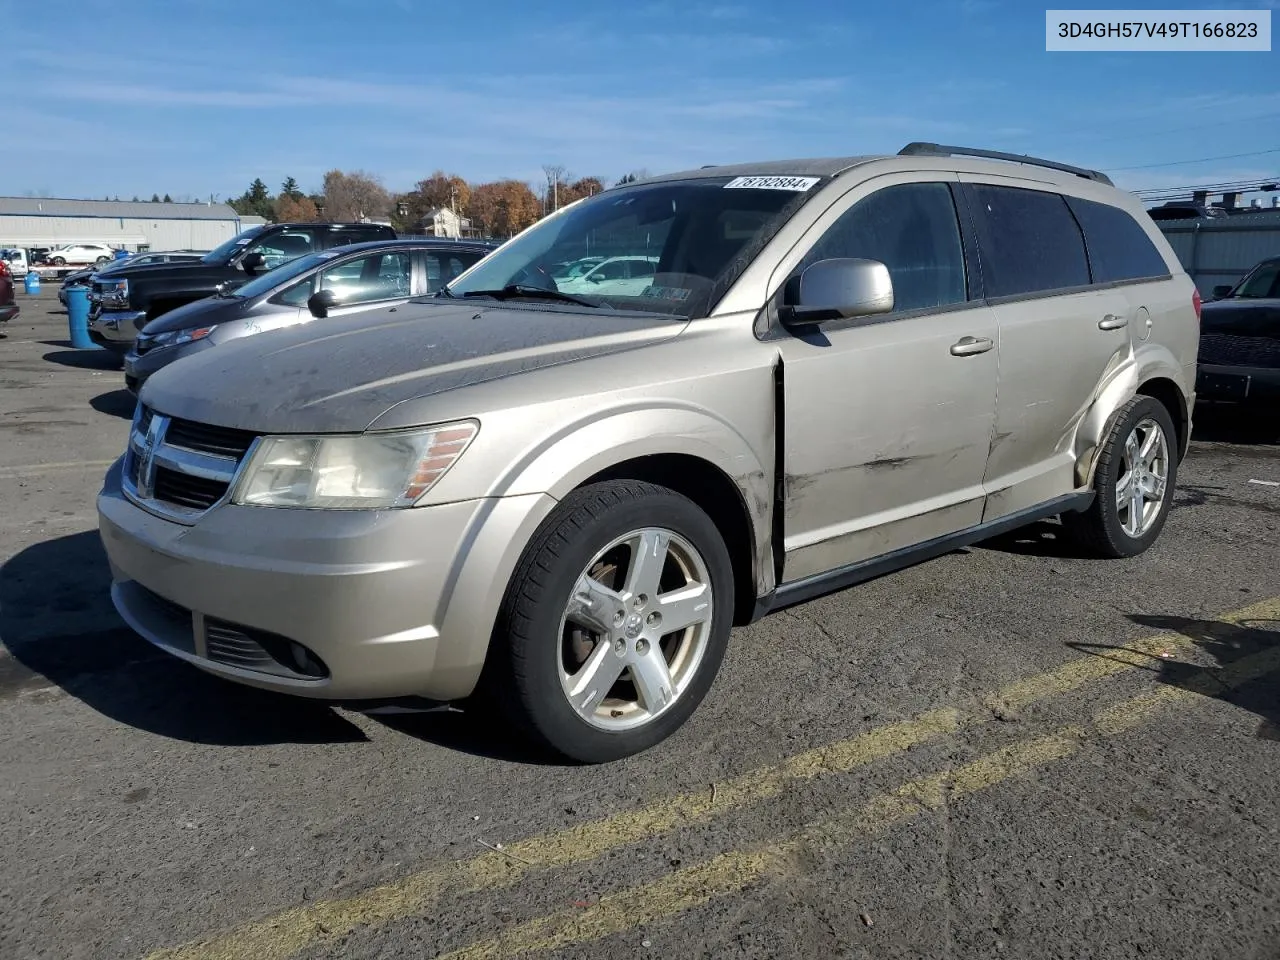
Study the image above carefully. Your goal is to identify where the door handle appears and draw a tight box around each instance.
[950,336,994,357]
[1098,314,1128,330]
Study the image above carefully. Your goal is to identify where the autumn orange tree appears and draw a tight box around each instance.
[275,194,318,222]
[469,180,542,237]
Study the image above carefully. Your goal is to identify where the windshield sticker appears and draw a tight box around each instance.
[723,175,820,192]
[235,238,252,245]
[641,285,692,301]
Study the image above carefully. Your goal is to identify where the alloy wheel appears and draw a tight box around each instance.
[557,528,714,732]
[1116,416,1169,538]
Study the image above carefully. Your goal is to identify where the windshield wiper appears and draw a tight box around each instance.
[461,284,601,308]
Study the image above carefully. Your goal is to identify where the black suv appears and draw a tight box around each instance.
[87,221,396,355]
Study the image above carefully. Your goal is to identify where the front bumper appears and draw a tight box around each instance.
[88,309,146,354]
[1196,363,1280,402]
[97,458,556,701]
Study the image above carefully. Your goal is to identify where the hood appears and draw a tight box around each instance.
[1200,297,1280,338]
[102,259,231,285]
[139,301,688,433]
[140,294,244,334]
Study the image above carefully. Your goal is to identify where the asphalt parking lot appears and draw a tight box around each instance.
[2,288,1279,960]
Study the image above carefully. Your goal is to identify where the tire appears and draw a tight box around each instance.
[1061,396,1178,558]
[485,480,735,763]
[95,256,110,265]
[51,257,65,266]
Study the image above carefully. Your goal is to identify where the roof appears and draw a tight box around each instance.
[638,156,880,185]
[0,196,243,221]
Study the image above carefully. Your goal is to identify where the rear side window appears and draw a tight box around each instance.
[967,184,1090,298]
[425,251,485,292]
[1064,197,1170,283]
[798,181,968,313]
[328,227,394,248]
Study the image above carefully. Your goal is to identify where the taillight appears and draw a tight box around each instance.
[0,260,9,279]
[1192,288,1202,322]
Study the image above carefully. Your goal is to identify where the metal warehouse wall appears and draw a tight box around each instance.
[1155,214,1280,296]
[0,216,243,251]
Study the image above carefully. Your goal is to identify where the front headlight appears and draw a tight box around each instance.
[101,278,128,307]
[231,421,479,509]
[149,325,216,348]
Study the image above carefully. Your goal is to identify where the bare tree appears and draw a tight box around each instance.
[541,164,570,213]
[321,169,391,222]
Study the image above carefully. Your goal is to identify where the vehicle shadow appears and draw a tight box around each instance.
[0,530,557,761]
[42,348,123,371]
[1068,612,1280,741]
[1191,401,1280,446]
[972,518,1095,559]
[90,389,137,419]
[0,530,368,746]
[369,694,566,766]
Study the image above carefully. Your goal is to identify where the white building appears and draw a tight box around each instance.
[0,197,258,252]
[419,207,473,239]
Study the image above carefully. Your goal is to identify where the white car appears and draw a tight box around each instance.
[46,243,117,266]
[556,255,659,296]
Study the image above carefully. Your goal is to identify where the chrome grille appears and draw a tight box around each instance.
[165,418,258,458]
[122,406,259,524]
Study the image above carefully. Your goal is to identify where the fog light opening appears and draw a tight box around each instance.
[290,642,325,677]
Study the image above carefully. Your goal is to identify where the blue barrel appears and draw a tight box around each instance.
[114,248,130,261]
[24,271,41,295]
[65,285,102,350]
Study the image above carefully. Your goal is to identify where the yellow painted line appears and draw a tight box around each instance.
[439,640,1280,960]
[144,596,1280,960]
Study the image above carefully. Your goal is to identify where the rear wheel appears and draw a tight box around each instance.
[1061,396,1178,558]
[95,256,110,265]
[50,256,66,266]
[486,480,734,763]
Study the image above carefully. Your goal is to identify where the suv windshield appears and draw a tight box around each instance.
[446,176,821,317]
[202,226,269,265]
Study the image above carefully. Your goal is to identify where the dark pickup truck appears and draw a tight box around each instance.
[87,221,396,355]
[1197,255,1280,404]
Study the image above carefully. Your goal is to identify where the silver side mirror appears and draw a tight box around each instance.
[780,257,894,327]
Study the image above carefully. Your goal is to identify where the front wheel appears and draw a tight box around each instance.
[1061,396,1178,558]
[486,480,734,763]
[50,256,66,266]
[95,256,111,265]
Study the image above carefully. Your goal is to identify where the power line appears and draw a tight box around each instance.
[1106,147,1280,172]
[1133,175,1280,197]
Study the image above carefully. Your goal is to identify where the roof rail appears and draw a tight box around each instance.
[897,142,1114,186]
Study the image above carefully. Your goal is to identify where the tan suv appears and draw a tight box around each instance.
[98,143,1200,762]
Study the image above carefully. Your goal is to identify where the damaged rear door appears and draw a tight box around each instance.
[775,176,999,582]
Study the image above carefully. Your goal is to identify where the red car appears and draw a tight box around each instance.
[0,259,19,324]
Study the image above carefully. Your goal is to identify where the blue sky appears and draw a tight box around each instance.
[5,0,1278,204]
